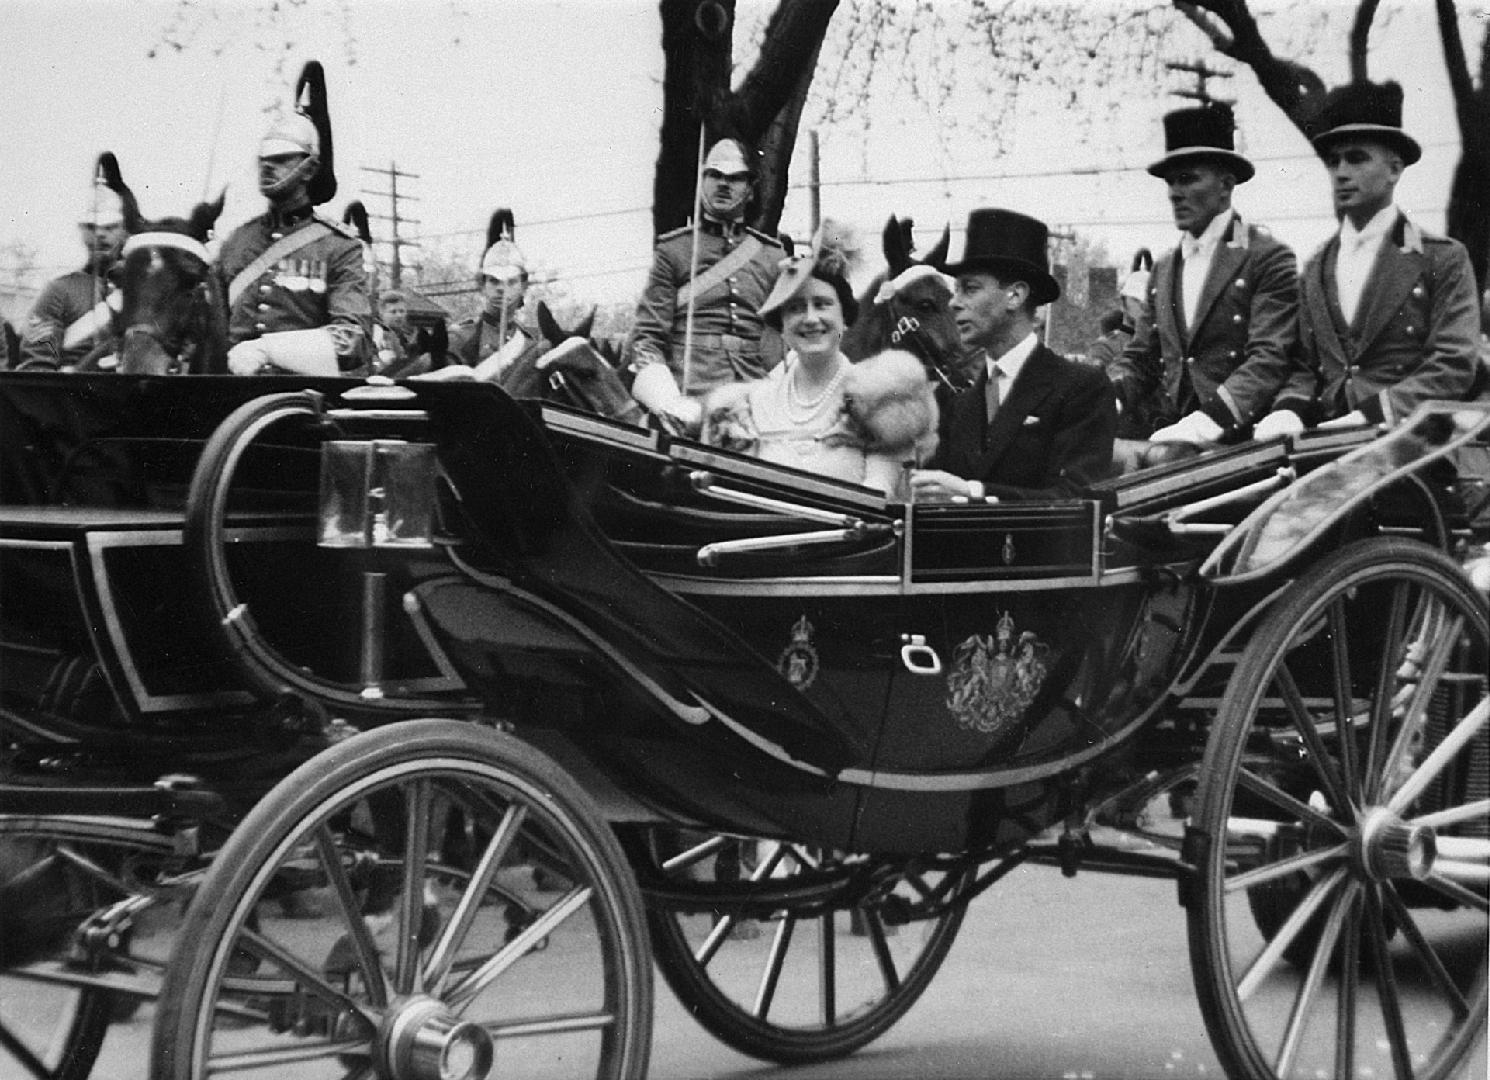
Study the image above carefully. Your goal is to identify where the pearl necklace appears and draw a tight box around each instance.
[784,360,847,424]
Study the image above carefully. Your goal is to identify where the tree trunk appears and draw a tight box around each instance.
[652,0,839,236]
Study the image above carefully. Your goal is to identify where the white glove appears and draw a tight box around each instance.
[227,328,338,377]
[1150,410,1224,445]
[1252,409,1306,440]
[1317,409,1369,431]
[409,365,475,382]
[631,362,702,432]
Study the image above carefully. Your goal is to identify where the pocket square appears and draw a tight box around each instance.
[1022,415,1042,426]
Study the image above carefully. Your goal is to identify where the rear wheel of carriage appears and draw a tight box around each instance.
[150,719,652,1080]
[639,829,968,1064]
[1189,538,1488,1080]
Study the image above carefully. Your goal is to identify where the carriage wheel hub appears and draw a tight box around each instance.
[1359,806,1436,882]
[380,995,493,1080]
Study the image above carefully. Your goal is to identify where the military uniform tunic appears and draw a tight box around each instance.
[627,216,783,395]
[16,265,117,369]
[215,205,371,366]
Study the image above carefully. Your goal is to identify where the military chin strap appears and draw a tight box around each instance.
[260,153,320,201]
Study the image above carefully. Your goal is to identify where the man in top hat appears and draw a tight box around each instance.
[1110,103,1299,446]
[15,176,127,369]
[1253,81,1480,435]
[441,209,549,378]
[217,62,371,376]
[910,208,1117,501]
[626,137,784,430]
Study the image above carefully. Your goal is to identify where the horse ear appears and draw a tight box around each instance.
[536,301,563,344]
[96,151,145,233]
[188,190,227,240]
[576,306,596,342]
[922,225,952,273]
[343,201,372,245]
[487,208,515,249]
[1132,247,1153,272]
[882,216,911,276]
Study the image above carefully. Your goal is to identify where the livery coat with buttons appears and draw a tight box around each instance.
[1274,213,1480,426]
[215,209,371,365]
[931,344,1118,500]
[626,217,783,395]
[1110,213,1298,437]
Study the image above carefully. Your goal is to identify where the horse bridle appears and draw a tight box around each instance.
[876,264,972,393]
[118,231,216,373]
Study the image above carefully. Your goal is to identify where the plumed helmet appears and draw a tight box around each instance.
[478,208,527,278]
[702,138,753,177]
[259,62,337,206]
[80,180,125,227]
[260,111,320,159]
[1120,248,1153,302]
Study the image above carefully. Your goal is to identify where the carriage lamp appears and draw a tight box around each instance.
[318,439,438,549]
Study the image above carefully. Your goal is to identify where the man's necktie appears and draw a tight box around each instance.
[983,369,1000,447]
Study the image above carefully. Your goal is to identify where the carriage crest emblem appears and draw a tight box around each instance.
[946,612,1050,740]
[777,615,820,690]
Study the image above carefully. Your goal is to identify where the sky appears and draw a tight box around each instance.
[0,0,1478,319]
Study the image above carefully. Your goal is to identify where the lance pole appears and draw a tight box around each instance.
[681,123,707,395]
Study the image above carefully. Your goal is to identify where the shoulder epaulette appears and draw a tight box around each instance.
[656,225,692,243]
[313,213,359,240]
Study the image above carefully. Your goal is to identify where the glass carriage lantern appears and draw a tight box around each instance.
[318,439,438,550]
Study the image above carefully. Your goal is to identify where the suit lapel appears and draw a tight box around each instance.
[970,346,1058,477]
[1157,252,1185,352]
[1307,241,1349,363]
[948,372,987,472]
[1350,220,1421,351]
[1189,219,1245,340]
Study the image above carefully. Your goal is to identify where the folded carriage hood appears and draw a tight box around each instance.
[409,383,866,772]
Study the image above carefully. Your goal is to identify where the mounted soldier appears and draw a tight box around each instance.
[217,61,371,376]
[15,168,126,369]
[626,136,785,431]
[441,210,549,379]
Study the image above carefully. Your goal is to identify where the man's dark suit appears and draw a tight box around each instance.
[931,343,1117,499]
[1273,213,1480,426]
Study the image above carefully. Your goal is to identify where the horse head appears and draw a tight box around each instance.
[842,216,972,392]
[499,303,644,425]
[102,152,228,375]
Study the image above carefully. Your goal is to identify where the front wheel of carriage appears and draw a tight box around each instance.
[149,718,652,1080]
[635,828,970,1065]
[1188,537,1488,1080]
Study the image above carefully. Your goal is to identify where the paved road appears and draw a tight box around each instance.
[52,858,1490,1079]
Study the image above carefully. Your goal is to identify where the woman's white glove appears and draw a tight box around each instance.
[228,328,338,376]
[1317,409,1369,430]
[1252,409,1306,440]
[630,362,702,432]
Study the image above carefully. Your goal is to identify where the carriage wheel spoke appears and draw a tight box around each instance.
[425,801,527,996]
[313,826,388,1007]
[1411,797,1490,829]
[1363,885,1415,1080]
[236,927,377,1029]
[0,1021,53,1080]
[1417,872,1490,913]
[752,914,796,1020]
[659,834,730,875]
[206,1037,369,1073]
[1225,840,1349,894]
[819,910,836,1026]
[1327,598,1362,801]
[1365,582,1412,801]
[394,779,433,996]
[1275,660,1352,816]
[1335,887,1361,1080]
[1274,878,1357,1077]
[1235,767,1346,836]
[863,907,901,993]
[1378,612,1463,804]
[1379,881,1470,1018]
[1237,866,1347,1001]
[446,884,592,1013]
[1390,698,1490,815]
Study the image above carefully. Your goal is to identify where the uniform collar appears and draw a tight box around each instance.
[265,202,317,230]
[1339,203,1398,251]
[701,213,747,239]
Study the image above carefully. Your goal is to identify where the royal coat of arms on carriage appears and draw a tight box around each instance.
[778,615,820,690]
[946,612,1050,740]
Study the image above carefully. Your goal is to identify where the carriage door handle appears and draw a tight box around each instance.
[900,634,942,676]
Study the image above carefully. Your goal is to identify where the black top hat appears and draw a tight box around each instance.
[1306,81,1421,165]
[944,209,1060,306]
[1147,103,1255,183]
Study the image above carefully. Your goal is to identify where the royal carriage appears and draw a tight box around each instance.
[0,365,1486,1080]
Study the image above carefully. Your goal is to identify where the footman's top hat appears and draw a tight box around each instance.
[1147,103,1255,183]
[944,208,1060,306]
[1306,80,1421,165]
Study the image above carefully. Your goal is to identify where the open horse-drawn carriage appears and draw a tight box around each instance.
[0,361,1485,1080]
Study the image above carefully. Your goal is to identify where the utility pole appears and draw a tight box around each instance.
[360,162,421,288]
[807,130,821,237]
[1164,60,1234,106]
[1044,226,1076,343]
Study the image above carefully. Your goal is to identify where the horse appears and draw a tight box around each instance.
[99,152,229,375]
[842,216,970,393]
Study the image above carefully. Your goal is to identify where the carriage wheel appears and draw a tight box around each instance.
[641,829,968,1064]
[1189,538,1488,1080]
[150,719,652,1080]
[0,839,124,1080]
